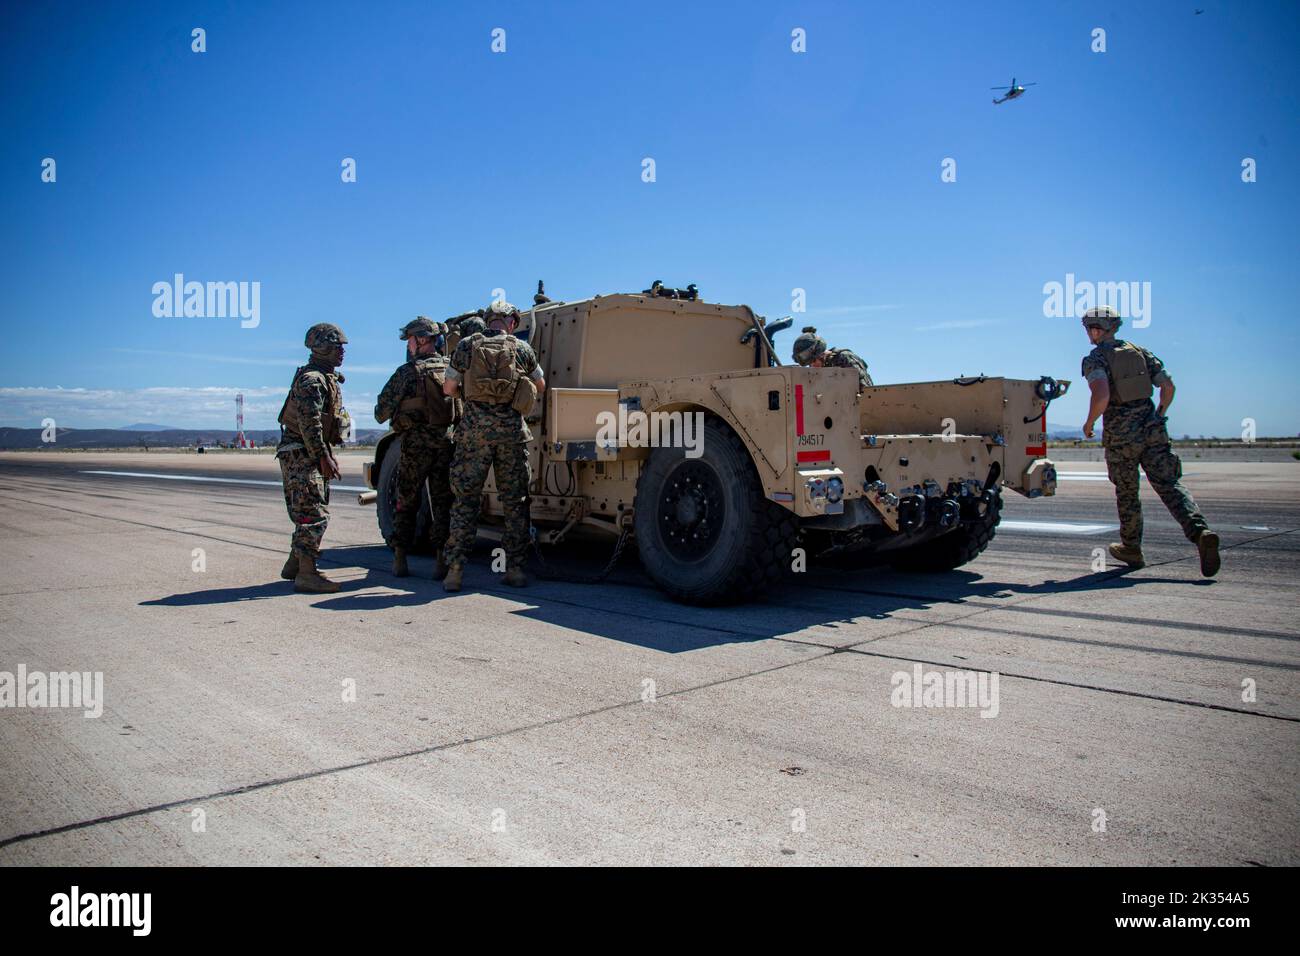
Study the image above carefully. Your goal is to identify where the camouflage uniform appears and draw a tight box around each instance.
[824,347,874,390]
[792,327,873,389]
[1083,340,1209,549]
[374,354,456,551]
[443,329,543,570]
[277,360,347,559]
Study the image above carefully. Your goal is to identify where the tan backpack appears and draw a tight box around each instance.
[1107,341,1153,405]
[464,335,521,404]
[398,358,458,426]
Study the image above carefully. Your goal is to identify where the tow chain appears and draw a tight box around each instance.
[528,525,632,584]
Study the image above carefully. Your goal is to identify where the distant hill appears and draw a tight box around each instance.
[0,427,387,449]
[1047,422,1088,440]
[119,422,181,431]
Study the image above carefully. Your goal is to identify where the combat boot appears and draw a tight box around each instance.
[433,552,450,581]
[502,567,528,588]
[391,547,409,578]
[442,564,463,593]
[280,554,299,580]
[1196,530,1221,577]
[1108,542,1145,568]
[294,554,341,594]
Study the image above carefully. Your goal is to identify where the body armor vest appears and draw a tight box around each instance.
[1107,342,1153,405]
[397,357,458,427]
[279,366,344,445]
[463,335,522,404]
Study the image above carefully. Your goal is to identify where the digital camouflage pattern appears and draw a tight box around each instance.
[374,357,455,550]
[824,347,873,390]
[279,448,331,558]
[1082,340,1208,548]
[443,330,541,569]
[277,359,346,558]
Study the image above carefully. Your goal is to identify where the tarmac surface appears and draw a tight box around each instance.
[1,450,1296,865]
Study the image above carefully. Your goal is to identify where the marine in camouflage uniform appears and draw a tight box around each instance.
[791,327,874,389]
[441,301,546,591]
[277,323,351,593]
[1080,305,1219,576]
[374,317,458,579]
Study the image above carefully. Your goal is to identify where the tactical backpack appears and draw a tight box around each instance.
[397,358,458,427]
[1106,341,1153,405]
[464,335,522,404]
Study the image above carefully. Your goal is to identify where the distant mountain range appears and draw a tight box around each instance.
[0,427,387,449]
[119,422,181,431]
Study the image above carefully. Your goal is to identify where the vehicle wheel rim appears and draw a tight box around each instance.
[658,461,724,560]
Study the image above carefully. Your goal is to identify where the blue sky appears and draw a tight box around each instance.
[2,0,1297,436]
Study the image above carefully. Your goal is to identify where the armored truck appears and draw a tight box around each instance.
[362,288,1068,604]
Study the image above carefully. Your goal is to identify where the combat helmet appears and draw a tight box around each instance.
[792,326,827,365]
[486,299,520,326]
[400,316,441,340]
[1081,305,1122,332]
[458,315,487,337]
[305,323,348,349]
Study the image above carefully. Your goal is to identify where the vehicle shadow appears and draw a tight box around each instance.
[140,540,1207,653]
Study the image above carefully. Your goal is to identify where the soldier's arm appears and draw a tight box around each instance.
[374,368,404,424]
[1146,351,1174,417]
[1081,355,1109,438]
[443,341,469,397]
[294,375,330,460]
[519,343,546,395]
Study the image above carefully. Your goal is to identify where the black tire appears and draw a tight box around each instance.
[891,493,1002,573]
[634,416,797,605]
[375,434,433,553]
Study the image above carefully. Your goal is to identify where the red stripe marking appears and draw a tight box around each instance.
[797,450,831,463]
[794,384,805,435]
[1025,410,1047,457]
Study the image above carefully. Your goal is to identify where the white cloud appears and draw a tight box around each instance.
[0,385,375,430]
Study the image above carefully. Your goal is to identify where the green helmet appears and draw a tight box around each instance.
[458,316,487,337]
[1081,305,1122,332]
[400,316,441,340]
[792,326,827,365]
[305,323,348,349]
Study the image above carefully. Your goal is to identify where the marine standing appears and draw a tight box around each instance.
[1080,305,1220,576]
[374,317,459,580]
[277,323,351,593]
[440,300,546,592]
[791,326,874,389]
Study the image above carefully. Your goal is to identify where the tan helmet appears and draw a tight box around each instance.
[1081,305,1122,332]
[792,326,827,365]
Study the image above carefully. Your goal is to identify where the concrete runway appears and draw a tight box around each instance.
[1,450,1296,865]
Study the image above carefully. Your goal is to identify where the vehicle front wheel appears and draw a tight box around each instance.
[375,434,433,553]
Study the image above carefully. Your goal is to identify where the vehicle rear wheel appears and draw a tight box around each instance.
[375,434,433,553]
[634,416,797,604]
[891,493,1002,573]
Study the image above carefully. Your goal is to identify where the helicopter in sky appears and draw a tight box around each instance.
[991,77,1037,105]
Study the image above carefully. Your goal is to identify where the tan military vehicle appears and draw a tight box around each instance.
[362,284,1069,604]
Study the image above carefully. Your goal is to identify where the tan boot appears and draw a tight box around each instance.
[503,567,528,588]
[1108,542,1145,568]
[442,564,463,593]
[1197,530,1220,577]
[392,547,409,577]
[433,552,450,581]
[294,554,341,593]
[280,554,299,580]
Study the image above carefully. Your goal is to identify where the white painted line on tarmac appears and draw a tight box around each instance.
[82,470,370,493]
[1056,473,1111,481]
[1000,519,1117,535]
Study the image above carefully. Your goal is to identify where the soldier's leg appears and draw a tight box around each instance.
[280,450,329,558]
[1140,436,1209,543]
[444,439,491,568]
[428,437,455,553]
[1105,444,1143,550]
[493,440,532,571]
[392,430,433,549]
